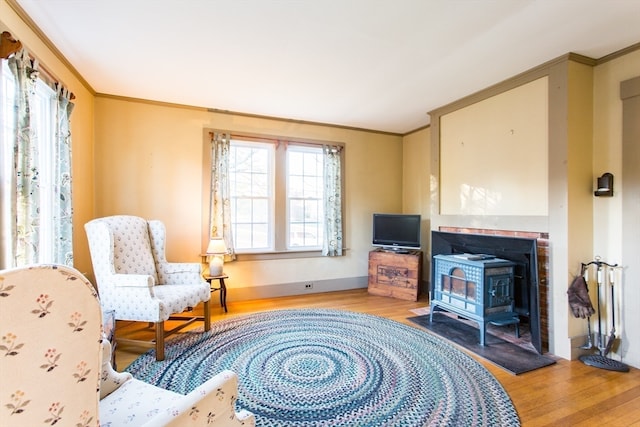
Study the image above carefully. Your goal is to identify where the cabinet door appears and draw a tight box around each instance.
[368,251,421,301]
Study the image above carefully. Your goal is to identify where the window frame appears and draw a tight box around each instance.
[203,130,345,261]
[0,60,15,267]
[32,79,58,263]
[285,144,324,251]
[229,139,276,253]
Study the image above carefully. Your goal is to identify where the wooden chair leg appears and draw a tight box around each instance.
[204,299,211,331]
[155,321,165,361]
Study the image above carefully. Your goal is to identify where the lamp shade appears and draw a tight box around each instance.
[206,237,227,255]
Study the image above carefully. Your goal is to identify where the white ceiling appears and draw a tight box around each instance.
[13,0,640,134]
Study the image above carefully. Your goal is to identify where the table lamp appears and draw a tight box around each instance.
[206,237,227,276]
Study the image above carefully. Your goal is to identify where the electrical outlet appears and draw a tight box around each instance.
[304,282,313,289]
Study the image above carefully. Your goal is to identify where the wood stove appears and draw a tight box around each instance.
[430,254,519,346]
[431,230,544,354]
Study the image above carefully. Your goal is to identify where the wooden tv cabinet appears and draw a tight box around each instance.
[367,249,422,301]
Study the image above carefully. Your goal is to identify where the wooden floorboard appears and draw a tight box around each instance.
[115,288,640,426]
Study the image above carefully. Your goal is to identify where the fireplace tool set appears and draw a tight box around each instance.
[570,258,629,372]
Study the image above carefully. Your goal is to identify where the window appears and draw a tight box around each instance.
[0,57,72,268]
[30,79,58,262]
[229,140,274,251]
[225,136,335,254]
[287,146,323,249]
[0,61,15,265]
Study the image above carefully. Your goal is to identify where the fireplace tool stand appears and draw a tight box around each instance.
[578,258,629,372]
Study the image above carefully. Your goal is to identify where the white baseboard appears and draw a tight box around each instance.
[228,276,369,302]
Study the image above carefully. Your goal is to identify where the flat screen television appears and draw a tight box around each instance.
[372,213,421,252]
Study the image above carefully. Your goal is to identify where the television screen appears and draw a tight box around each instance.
[372,213,421,251]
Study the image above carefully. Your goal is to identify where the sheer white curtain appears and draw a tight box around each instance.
[322,145,343,256]
[209,132,235,260]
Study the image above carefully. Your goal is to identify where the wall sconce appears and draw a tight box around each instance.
[206,237,228,276]
[594,172,614,197]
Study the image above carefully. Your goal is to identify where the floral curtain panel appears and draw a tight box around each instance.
[4,50,74,268]
[323,145,343,256]
[8,51,38,267]
[209,132,235,260]
[53,85,75,265]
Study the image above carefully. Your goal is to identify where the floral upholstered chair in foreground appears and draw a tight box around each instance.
[85,215,211,361]
[0,264,255,426]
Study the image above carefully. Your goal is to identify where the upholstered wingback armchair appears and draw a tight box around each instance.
[0,264,254,427]
[85,215,211,360]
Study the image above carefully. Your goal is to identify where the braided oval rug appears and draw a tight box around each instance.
[126,308,520,426]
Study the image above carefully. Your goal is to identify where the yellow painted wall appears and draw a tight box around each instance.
[440,77,549,216]
[402,127,430,219]
[593,50,640,258]
[593,49,640,368]
[0,1,96,275]
[94,96,404,293]
[402,127,431,283]
[556,60,594,357]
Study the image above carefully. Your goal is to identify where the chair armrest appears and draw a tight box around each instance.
[110,273,155,288]
[157,262,204,286]
[100,340,132,400]
[141,370,255,426]
[162,262,201,274]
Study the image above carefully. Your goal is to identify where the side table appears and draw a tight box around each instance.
[204,274,228,313]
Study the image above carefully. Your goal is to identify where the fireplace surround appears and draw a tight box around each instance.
[432,229,549,354]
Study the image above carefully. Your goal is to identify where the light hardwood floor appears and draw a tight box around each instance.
[115,289,640,426]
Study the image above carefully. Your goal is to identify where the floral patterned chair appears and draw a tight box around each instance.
[0,264,255,426]
[85,215,211,361]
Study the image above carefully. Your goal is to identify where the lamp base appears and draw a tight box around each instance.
[209,256,224,276]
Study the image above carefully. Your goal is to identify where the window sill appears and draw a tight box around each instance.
[236,248,347,261]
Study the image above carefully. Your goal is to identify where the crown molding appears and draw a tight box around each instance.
[5,0,95,95]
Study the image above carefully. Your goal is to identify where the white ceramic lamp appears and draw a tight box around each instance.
[206,237,227,276]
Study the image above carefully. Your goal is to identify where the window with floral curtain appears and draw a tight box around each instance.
[209,132,235,260]
[0,47,74,269]
[208,131,343,257]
